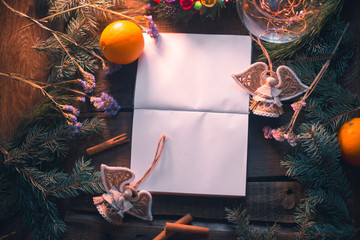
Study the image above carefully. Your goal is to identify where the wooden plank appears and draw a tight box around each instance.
[68,181,302,223]
[63,212,297,240]
[0,0,50,139]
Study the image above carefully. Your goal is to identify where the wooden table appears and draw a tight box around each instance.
[0,0,359,239]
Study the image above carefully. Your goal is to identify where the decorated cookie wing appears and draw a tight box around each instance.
[127,190,153,221]
[101,164,135,192]
[276,66,308,100]
[232,62,268,95]
[93,196,124,225]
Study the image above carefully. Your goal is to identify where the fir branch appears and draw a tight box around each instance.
[283,124,350,198]
[5,125,70,166]
[296,190,355,239]
[34,16,105,71]
[16,167,50,196]
[0,167,19,221]
[47,158,104,198]
[225,206,279,240]
[323,106,360,128]
[18,178,67,240]
[75,116,104,136]
[17,3,90,32]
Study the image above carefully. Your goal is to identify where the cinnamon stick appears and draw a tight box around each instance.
[153,214,193,240]
[86,133,129,156]
[165,222,209,235]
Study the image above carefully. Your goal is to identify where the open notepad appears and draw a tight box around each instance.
[131,33,251,196]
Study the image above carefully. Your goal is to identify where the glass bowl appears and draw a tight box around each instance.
[236,0,322,43]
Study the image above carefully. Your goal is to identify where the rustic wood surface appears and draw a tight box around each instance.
[0,0,49,139]
[0,0,359,239]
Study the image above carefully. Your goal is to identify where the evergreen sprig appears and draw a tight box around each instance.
[34,15,103,82]
[0,119,105,239]
[283,124,350,198]
[48,0,122,32]
[14,158,103,239]
[225,206,279,240]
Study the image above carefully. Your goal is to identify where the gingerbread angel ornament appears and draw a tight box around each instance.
[232,62,308,117]
[93,165,153,224]
[93,135,166,224]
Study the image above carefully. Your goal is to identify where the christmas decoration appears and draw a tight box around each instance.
[194,1,202,10]
[100,20,145,64]
[232,34,308,118]
[236,0,322,43]
[180,0,195,10]
[338,118,360,166]
[94,135,166,223]
[93,165,153,222]
[232,62,308,117]
[201,0,217,8]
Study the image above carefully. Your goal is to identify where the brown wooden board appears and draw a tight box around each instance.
[1,0,360,239]
[0,0,50,139]
[63,212,298,240]
[68,181,302,223]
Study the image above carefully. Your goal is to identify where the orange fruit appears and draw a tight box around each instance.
[338,118,360,166]
[100,20,144,65]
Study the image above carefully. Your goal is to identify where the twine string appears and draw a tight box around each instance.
[249,33,275,77]
[132,134,167,189]
[285,23,349,133]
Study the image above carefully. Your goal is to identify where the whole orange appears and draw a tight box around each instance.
[338,118,360,166]
[100,20,144,65]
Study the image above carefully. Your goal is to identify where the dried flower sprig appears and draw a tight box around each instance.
[263,126,299,147]
[146,15,159,41]
[0,72,120,134]
[261,24,349,146]
[91,92,121,116]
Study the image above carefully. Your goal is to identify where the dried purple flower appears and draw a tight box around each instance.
[73,108,80,116]
[69,121,82,134]
[62,105,80,116]
[63,105,74,111]
[284,133,299,147]
[63,112,82,134]
[90,92,121,116]
[146,16,159,41]
[76,97,86,102]
[263,126,273,139]
[271,128,285,142]
[291,101,306,112]
[78,72,96,93]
